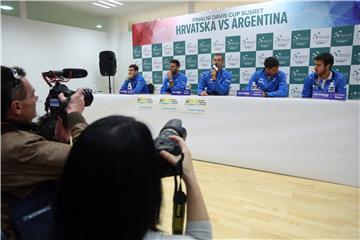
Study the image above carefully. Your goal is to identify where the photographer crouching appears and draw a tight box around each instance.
[1,66,88,240]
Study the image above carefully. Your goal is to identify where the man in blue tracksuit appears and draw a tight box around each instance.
[246,57,288,97]
[198,54,232,96]
[302,53,346,98]
[160,59,188,94]
[120,64,149,94]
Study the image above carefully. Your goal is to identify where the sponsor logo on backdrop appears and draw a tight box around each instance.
[186,42,197,54]
[226,36,240,52]
[199,55,211,68]
[186,71,198,83]
[142,58,152,71]
[332,26,354,46]
[174,41,185,55]
[332,49,351,64]
[133,46,142,58]
[142,72,152,82]
[152,58,162,70]
[355,28,360,45]
[186,55,198,69]
[352,68,360,83]
[241,69,252,83]
[275,34,291,48]
[152,44,162,57]
[292,51,308,65]
[163,43,173,55]
[274,50,290,66]
[257,53,267,66]
[178,57,186,68]
[226,54,240,67]
[242,37,256,50]
[352,47,360,64]
[290,67,308,84]
[290,86,302,98]
[241,52,256,67]
[143,46,151,57]
[152,71,163,84]
[312,31,331,45]
[213,40,225,52]
[258,37,272,48]
[292,30,310,48]
[198,39,211,53]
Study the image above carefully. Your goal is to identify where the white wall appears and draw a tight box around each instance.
[1,15,113,115]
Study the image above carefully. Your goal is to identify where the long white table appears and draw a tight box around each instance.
[83,94,360,187]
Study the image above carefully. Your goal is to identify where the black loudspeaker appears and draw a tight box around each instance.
[99,51,117,76]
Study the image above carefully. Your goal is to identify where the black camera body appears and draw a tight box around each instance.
[37,69,93,140]
[154,119,187,177]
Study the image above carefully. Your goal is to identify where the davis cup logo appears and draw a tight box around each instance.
[163,44,173,55]
[275,35,290,48]
[186,56,197,68]
[312,32,330,45]
[333,30,352,39]
[199,41,211,51]
[226,38,240,51]
[292,52,308,64]
[213,40,225,51]
[174,43,185,53]
[293,33,309,47]
[186,43,197,53]
[241,54,255,66]
[226,54,240,67]
[274,52,290,65]
[258,36,272,48]
[242,37,256,50]
[332,49,351,64]
[311,50,321,60]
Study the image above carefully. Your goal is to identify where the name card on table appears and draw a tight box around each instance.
[171,89,191,96]
[237,90,263,97]
[119,89,134,95]
[312,91,346,101]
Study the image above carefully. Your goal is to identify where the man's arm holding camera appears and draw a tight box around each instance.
[4,90,87,185]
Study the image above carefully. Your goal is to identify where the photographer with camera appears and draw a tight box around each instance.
[54,116,211,240]
[1,66,88,240]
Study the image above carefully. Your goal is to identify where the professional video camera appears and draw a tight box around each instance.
[37,69,93,140]
[154,119,187,177]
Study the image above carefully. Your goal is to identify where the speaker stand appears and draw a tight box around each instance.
[108,75,112,94]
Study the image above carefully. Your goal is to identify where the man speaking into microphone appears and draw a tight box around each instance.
[197,54,232,96]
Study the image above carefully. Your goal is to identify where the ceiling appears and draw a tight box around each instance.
[45,1,179,17]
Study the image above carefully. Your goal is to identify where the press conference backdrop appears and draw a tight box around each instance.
[131,1,360,99]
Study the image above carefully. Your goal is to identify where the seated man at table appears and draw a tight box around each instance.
[160,59,188,94]
[246,57,288,97]
[302,53,346,98]
[119,64,149,94]
[197,54,232,96]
